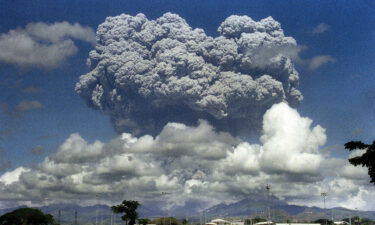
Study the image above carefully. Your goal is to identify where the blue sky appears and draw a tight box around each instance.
[0,0,374,209]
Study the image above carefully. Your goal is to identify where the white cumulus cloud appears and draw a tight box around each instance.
[0,22,95,69]
[0,167,30,185]
[1,103,372,210]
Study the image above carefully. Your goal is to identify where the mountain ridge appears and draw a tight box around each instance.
[0,197,374,224]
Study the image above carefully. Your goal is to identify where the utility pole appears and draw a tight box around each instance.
[108,192,114,225]
[321,192,327,225]
[96,194,99,225]
[355,208,359,225]
[58,209,61,225]
[161,192,171,225]
[266,184,271,223]
[75,211,78,225]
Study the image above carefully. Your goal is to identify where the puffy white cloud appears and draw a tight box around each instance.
[348,149,366,158]
[23,22,96,44]
[0,22,95,69]
[0,167,30,185]
[76,13,303,136]
[340,163,369,181]
[222,142,261,175]
[260,103,326,175]
[1,103,373,210]
[52,133,105,164]
[131,120,238,160]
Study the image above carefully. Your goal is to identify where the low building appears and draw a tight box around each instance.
[334,222,350,225]
[208,219,231,225]
[231,221,245,225]
[207,219,244,225]
[255,222,321,225]
[255,222,275,225]
[277,223,321,225]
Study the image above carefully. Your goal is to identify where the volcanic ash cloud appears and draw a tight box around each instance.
[76,13,303,135]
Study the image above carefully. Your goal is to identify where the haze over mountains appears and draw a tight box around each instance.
[1,196,374,224]
[202,196,375,221]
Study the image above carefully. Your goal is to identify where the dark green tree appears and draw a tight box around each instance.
[351,216,361,225]
[345,141,375,184]
[111,200,140,225]
[313,219,333,225]
[252,218,267,223]
[344,216,375,225]
[0,207,56,225]
[360,217,374,225]
[138,218,151,225]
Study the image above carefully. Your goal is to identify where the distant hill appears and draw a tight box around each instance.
[204,197,375,222]
[204,195,285,217]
